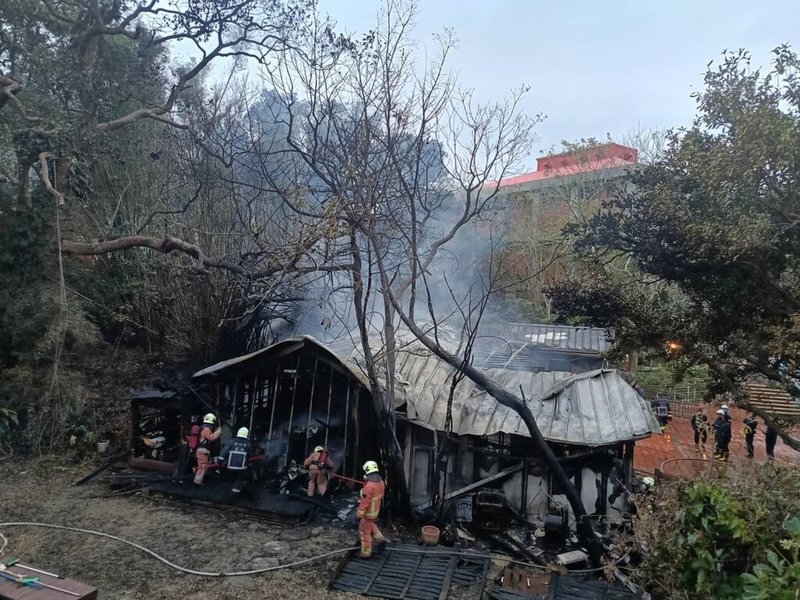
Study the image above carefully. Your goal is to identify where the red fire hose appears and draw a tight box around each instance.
[330,473,364,486]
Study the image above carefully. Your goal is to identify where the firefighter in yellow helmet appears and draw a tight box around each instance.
[193,413,222,485]
[303,445,335,497]
[356,460,387,559]
[223,426,252,494]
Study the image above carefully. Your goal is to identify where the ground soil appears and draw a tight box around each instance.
[0,456,367,599]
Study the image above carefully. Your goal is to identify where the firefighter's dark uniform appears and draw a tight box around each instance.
[714,415,732,460]
[765,426,778,458]
[651,398,671,434]
[743,416,758,458]
[690,412,709,449]
[223,434,252,493]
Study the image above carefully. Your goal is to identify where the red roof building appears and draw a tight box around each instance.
[498,142,639,190]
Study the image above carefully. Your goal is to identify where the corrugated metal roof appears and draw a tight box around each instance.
[193,331,656,446]
[386,340,657,446]
[505,323,613,354]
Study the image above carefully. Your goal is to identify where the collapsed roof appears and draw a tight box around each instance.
[505,322,613,354]
[193,330,658,447]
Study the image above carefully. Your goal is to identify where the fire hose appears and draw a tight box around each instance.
[0,523,358,577]
[330,473,365,486]
[0,522,619,577]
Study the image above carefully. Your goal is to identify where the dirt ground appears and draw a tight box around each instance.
[0,456,371,599]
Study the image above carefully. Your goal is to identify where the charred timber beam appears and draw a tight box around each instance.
[417,463,523,510]
[325,373,333,446]
[304,358,319,456]
[267,363,281,454]
[343,380,351,479]
[284,357,303,466]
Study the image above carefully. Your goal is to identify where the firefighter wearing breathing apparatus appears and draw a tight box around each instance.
[193,413,222,485]
[304,445,335,497]
[222,427,253,493]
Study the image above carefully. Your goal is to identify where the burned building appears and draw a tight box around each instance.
[386,331,658,530]
[189,337,383,486]
[129,326,657,531]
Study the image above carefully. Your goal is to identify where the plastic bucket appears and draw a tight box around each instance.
[421,525,440,546]
[96,440,110,455]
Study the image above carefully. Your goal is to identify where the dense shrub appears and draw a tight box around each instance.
[628,465,800,599]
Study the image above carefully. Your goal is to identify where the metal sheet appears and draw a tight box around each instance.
[331,545,489,599]
[505,323,613,354]
[383,335,659,446]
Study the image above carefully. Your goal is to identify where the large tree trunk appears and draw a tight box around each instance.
[349,232,411,512]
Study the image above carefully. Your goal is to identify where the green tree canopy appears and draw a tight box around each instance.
[548,46,800,449]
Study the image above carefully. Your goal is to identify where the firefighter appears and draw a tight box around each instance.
[193,413,222,485]
[743,412,758,458]
[188,418,201,449]
[765,426,778,459]
[185,417,202,472]
[713,409,731,461]
[222,427,252,493]
[304,445,335,497]
[650,395,672,437]
[357,460,387,559]
[690,408,709,451]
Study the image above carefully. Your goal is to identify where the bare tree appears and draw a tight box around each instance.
[257,0,609,561]
[256,0,539,506]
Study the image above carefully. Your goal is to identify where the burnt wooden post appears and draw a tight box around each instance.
[248,373,258,435]
[521,457,529,516]
[266,362,282,454]
[351,388,361,481]
[324,372,334,446]
[623,441,634,487]
[342,380,351,477]
[284,356,302,465]
[230,378,239,431]
[304,358,319,455]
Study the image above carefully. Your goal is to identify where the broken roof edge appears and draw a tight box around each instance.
[191,335,371,388]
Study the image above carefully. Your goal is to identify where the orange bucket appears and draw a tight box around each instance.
[421,525,440,546]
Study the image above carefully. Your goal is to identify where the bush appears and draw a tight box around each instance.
[0,365,94,454]
[0,407,18,452]
[741,518,800,600]
[628,465,800,599]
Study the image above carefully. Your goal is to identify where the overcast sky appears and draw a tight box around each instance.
[318,0,800,164]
